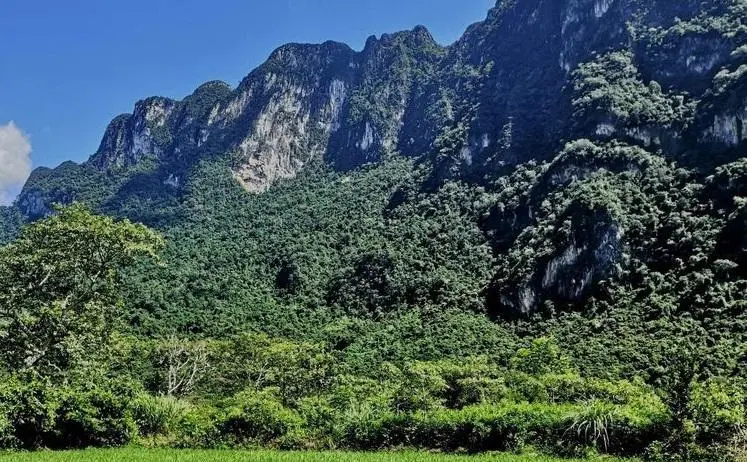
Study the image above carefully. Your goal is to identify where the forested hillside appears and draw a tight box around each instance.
[1,0,747,459]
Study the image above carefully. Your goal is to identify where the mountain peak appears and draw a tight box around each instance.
[10,0,747,220]
[193,80,232,94]
[363,25,438,53]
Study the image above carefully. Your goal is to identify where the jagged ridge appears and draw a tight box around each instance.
[2,0,747,321]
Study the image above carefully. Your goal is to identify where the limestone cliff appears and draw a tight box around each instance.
[6,0,747,318]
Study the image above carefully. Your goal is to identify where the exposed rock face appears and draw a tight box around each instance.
[693,61,747,163]
[500,208,623,316]
[6,0,747,318]
[90,82,232,172]
[90,97,177,169]
[449,0,571,173]
[85,29,442,192]
[702,108,747,147]
[215,27,444,188]
[485,139,658,317]
[560,0,629,73]
[14,161,111,222]
[213,41,357,190]
[542,209,623,302]
[66,0,747,194]
[636,5,738,93]
[16,189,54,221]
[326,26,443,171]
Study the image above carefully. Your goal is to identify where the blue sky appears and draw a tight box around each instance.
[0,0,494,174]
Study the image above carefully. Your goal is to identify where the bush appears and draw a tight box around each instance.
[691,378,746,445]
[725,427,747,462]
[132,394,192,437]
[392,362,448,412]
[390,358,508,412]
[510,337,572,376]
[0,379,59,449]
[0,403,18,449]
[52,380,139,448]
[556,400,668,457]
[341,399,669,455]
[356,402,572,452]
[451,376,507,408]
[170,402,221,449]
[218,388,305,448]
[504,371,551,402]
[296,396,338,448]
[0,378,140,450]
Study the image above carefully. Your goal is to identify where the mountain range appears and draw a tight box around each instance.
[1,0,746,378]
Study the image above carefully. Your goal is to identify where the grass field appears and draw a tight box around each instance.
[0,449,636,462]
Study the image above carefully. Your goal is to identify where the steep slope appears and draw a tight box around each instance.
[13,1,747,211]
[2,0,747,377]
[10,27,443,225]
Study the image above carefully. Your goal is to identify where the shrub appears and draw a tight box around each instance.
[218,388,304,448]
[132,394,192,437]
[346,398,669,455]
[363,402,573,452]
[0,378,141,450]
[725,426,747,462]
[0,404,18,449]
[52,380,139,448]
[558,398,669,457]
[504,371,550,402]
[451,376,507,408]
[392,362,448,412]
[510,337,572,376]
[296,396,338,448]
[170,402,221,449]
[691,377,746,445]
[0,379,59,449]
[335,396,395,449]
[562,401,617,455]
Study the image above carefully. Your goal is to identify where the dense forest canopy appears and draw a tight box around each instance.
[1,0,747,460]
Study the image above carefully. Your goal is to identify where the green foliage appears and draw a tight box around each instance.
[354,399,665,456]
[2,2,747,459]
[118,157,509,375]
[510,338,571,376]
[219,389,304,448]
[690,379,745,445]
[344,28,444,141]
[0,377,141,450]
[131,394,192,438]
[0,378,57,449]
[53,380,139,448]
[0,206,22,244]
[17,163,116,218]
[0,204,163,379]
[209,334,339,406]
[572,51,694,130]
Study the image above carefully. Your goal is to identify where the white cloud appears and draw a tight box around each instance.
[0,122,32,206]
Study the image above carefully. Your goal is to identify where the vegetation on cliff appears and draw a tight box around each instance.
[1,0,747,459]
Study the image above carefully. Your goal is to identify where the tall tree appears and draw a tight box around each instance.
[0,204,163,379]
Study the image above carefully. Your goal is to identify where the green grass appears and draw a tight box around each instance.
[0,449,635,462]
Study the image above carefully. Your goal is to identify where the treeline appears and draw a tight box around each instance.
[0,205,745,461]
[1,331,745,461]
